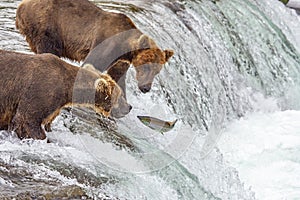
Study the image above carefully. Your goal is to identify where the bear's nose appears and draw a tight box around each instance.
[129,105,132,111]
[140,85,151,93]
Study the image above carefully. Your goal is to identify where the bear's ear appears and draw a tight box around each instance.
[83,63,101,76]
[164,49,174,62]
[137,35,151,50]
[94,77,112,95]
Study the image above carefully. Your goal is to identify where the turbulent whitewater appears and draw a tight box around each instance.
[0,0,299,199]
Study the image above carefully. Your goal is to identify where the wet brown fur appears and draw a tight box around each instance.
[0,50,128,140]
[15,0,174,93]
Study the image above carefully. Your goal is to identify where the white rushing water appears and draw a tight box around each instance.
[217,1,300,199]
[219,108,300,200]
[0,0,299,199]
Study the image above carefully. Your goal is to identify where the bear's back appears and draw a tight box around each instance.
[0,50,81,91]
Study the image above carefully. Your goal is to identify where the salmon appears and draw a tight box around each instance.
[137,116,178,134]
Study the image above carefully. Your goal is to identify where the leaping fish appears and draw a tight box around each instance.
[137,116,178,134]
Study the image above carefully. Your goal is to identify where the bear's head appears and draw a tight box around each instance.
[94,73,132,118]
[132,35,174,93]
[83,64,132,118]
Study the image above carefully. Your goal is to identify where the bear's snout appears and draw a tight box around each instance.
[140,84,151,93]
[111,103,132,118]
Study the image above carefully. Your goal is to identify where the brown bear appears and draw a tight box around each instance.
[15,0,174,95]
[0,50,131,140]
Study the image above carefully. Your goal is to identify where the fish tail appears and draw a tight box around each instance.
[170,119,178,127]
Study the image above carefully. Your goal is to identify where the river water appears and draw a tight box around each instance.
[0,0,299,199]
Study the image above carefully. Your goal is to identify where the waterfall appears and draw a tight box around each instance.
[0,0,299,199]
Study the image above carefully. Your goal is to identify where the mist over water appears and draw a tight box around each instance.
[0,0,299,199]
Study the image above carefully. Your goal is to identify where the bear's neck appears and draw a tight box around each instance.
[85,29,143,72]
[67,69,100,106]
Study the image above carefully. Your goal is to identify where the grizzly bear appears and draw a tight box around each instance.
[0,50,131,140]
[15,0,174,95]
